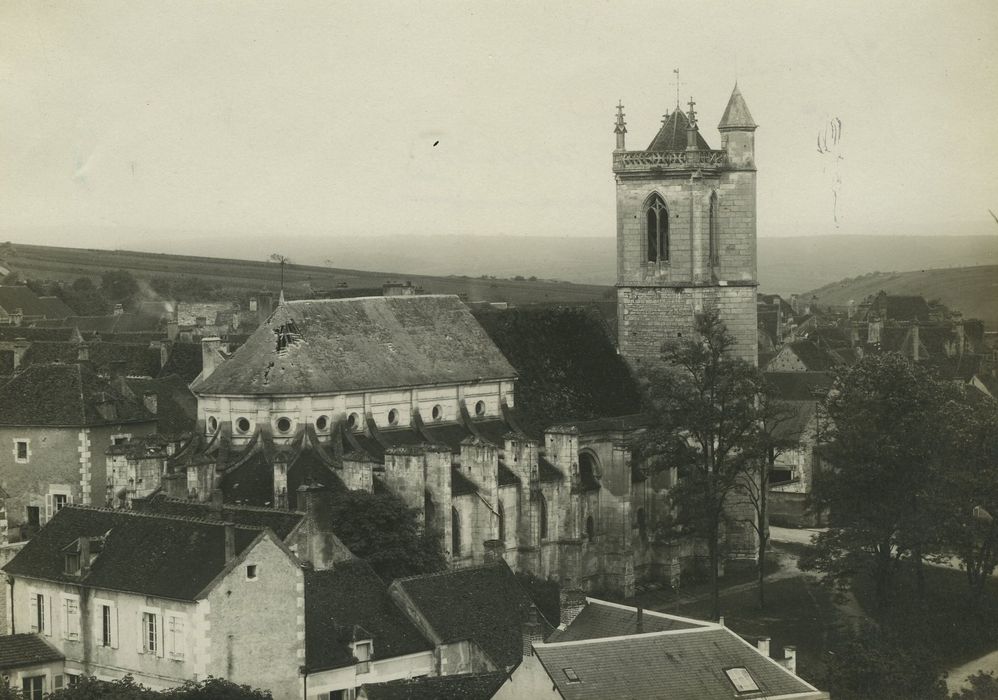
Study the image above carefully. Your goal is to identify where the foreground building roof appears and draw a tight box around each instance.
[193,295,517,396]
[0,633,64,671]
[360,672,507,700]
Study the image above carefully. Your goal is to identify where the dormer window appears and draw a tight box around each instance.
[64,553,80,575]
[563,667,581,683]
[353,640,372,674]
[725,667,760,694]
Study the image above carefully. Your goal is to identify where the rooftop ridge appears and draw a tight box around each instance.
[392,559,509,585]
[148,494,306,517]
[60,504,274,531]
[284,293,460,306]
[536,624,723,648]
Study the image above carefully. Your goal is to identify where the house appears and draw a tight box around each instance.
[495,598,828,700]
[1,505,304,699]
[0,363,158,542]
[0,287,73,326]
[0,633,66,698]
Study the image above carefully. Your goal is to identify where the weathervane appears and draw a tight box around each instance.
[673,68,681,108]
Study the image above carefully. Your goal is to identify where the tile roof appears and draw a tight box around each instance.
[34,296,75,320]
[0,363,156,427]
[0,327,78,342]
[133,494,305,540]
[193,296,516,396]
[874,295,932,323]
[546,600,704,643]
[763,372,833,402]
[124,374,197,436]
[391,561,553,668]
[0,633,64,670]
[0,286,66,319]
[785,341,841,372]
[19,341,162,378]
[534,627,822,700]
[159,342,203,382]
[3,506,266,601]
[305,561,432,672]
[360,672,507,700]
[646,108,713,151]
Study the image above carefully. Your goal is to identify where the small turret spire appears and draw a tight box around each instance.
[614,101,627,151]
[718,83,757,130]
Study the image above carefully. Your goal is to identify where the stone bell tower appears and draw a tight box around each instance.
[613,84,759,366]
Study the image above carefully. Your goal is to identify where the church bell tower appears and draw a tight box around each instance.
[613,84,759,366]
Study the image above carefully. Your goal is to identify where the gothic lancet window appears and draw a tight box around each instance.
[451,507,461,556]
[709,190,719,266]
[539,494,548,541]
[497,501,506,543]
[646,194,670,263]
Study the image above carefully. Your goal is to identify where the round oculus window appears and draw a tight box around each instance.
[236,417,251,433]
[387,409,400,426]
[276,417,292,433]
[431,404,443,421]
[474,400,486,417]
[347,413,360,431]
[315,415,329,431]
[207,416,218,432]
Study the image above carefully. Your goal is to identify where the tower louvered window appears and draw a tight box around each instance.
[709,190,719,266]
[646,194,669,263]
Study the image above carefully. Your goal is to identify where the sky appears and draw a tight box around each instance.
[2,0,998,250]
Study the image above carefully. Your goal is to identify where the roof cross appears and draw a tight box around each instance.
[687,97,697,127]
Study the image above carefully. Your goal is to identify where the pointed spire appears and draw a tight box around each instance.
[614,101,627,151]
[718,82,757,130]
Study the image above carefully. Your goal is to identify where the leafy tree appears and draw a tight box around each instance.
[938,400,998,604]
[951,672,998,699]
[328,490,446,581]
[43,675,272,699]
[60,276,111,315]
[100,269,140,307]
[633,307,764,620]
[804,353,959,607]
[826,623,947,700]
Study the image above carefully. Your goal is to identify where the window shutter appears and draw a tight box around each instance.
[157,613,165,658]
[111,605,119,649]
[45,596,53,637]
[28,594,38,633]
[62,598,68,639]
[94,606,103,647]
[136,612,145,653]
[54,675,63,690]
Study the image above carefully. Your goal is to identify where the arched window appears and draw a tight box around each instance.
[709,190,719,266]
[646,194,670,263]
[538,494,548,541]
[497,501,506,543]
[451,507,461,556]
[637,507,647,542]
[579,452,601,492]
[585,515,595,541]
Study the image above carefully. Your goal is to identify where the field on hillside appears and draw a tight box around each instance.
[0,243,612,305]
[804,265,998,329]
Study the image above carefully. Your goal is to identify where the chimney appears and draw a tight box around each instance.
[166,320,179,342]
[718,616,725,627]
[521,607,546,658]
[249,297,258,312]
[79,537,92,577]
[298,483,344,570]
[11,308,23,326]
[143,391,158,415]
[201,337,222,380]
[224,523,236,564]
[559,588,587,628]
[77,342,90,362]
[11,338,30,370]
[113,303,124,316]
[636,606,644,633]
[757,637,771,657]
[483,539,504,564]
[783,646,797,675]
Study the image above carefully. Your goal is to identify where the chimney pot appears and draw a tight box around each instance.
[521,606,545,658]
[79,537,92,576]
[783,645,797,675]
[559,588,587,628]
[718,616,725,627]
[757,637,771,657]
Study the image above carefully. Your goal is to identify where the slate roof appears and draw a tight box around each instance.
[159,342,203,382]
[0,286,66,318]
[3,506,265,601]
[0,327,77,342]
[0,633,64,670]
[785,341,841,372]
[391,561,553,668]
[0,363,156,427]
[34,296,75,320]
[360,672,507,700]
[534,627,823,700]
[305,561,432,672]
[873,295,932,323]
[124,374,197,436]
[763,372,833,402]
[20,341,161,378]
[718,83,757,129]
[194,296,516,396]
[646,108,712,151]
[546,600,703,643]
[133,494,304,540]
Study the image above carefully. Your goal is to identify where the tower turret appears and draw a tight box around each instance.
[718,83,757,169]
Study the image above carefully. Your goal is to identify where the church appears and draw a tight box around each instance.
[167,84,759,597]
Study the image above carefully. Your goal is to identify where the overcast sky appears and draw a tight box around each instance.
[2,0,997,249]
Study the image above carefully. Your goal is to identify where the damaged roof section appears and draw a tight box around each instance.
[194,296,517,396]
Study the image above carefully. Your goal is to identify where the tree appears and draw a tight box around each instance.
[328,490,446,581]
[951,672,998,699]
[804,353,958,607]
[60,276,111,315]
[43,675,273,699]
[632,307,765,620]
[100,269,140,307]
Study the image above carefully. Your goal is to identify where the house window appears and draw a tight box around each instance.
[387,409,399,426]
[276,417,292,433]
[26,506,40,528]
[30,592,47,634]
[315,415,329,431]
[354,640,372,674]
[15,439,29,463]
[21,676,44,700]
[431,404,443,421]
[62,596,81,641]
[709,190,719,266]
[347,412,360,431]
[474,400,486,417]
[100,603,119,648]
[207,416,218,432]
[563,668,581,683]
[538,494,548,540]
[451,507,461,556]
[142,611,158,654]
[246,564,258,580]
[166,614,185,660]
[646,194,669,263]
[497,501,506,543]
[64,553,80,575]
[236,417,251,433]
[54,494,68,511]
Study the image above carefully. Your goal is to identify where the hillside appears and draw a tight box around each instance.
[804,265,998,329]
[0,243,612,306]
